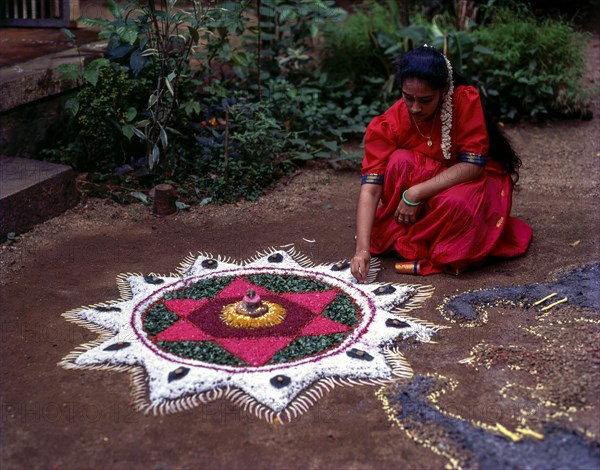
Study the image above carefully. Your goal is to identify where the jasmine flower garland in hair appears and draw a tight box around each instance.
[440,54,454,160]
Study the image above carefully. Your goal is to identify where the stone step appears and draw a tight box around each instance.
[0,156,79,239]
[0,41,105,113]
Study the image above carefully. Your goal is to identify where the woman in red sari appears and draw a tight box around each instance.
[351,46,532,282]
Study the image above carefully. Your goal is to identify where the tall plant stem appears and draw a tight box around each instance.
[224,105,230,182]
[257,0,262,101]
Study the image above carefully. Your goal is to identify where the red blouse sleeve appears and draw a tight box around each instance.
[453,86,489,165]
[361,101,401,177]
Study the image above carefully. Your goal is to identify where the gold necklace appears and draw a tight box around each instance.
[410,109,439,148]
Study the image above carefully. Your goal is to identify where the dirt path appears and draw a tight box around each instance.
[1,31,599,470]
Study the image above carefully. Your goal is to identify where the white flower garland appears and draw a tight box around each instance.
[440,54,454,159]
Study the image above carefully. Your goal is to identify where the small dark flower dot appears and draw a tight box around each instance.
[270,375,291,388]
[268,253,284,263]
[168,366,190,382]
[201,259,219,269]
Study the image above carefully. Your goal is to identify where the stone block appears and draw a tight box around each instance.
[0,157,79,239]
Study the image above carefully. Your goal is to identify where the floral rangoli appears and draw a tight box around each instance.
[60,247,439,422]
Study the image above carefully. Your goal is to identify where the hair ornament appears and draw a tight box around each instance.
[440,52,454,159]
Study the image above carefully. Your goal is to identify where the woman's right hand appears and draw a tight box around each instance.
[353,183,381,284]
[351,250,371,284]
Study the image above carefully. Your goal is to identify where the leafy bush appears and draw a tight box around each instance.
[50,0,592,205]
[188,91,293,202]
[320,1,397,93]
[473,7,591,119]
[183,75,371,202]
[71,66,152,172]
[51,0,364,203]
[53,0,201,180]
[321,1,591,121]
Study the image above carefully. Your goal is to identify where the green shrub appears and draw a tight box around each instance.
[320,1,396,92]
[193,97,292,202]
[473,7,590,119]
[74,66,152,171]
[186,77,366,203]
[52,0,358,203]
[320,4,435,108]
[49,0,593,206]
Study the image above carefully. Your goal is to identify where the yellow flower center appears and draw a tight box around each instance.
[221,301,287,329]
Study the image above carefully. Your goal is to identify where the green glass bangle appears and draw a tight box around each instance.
[402,190,421,207]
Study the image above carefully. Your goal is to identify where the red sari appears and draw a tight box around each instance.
[362,86,532,275]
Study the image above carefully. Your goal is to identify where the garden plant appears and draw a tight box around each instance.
[50,0,592,205]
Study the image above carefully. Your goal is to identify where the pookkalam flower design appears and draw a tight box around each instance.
[60,247,439,422]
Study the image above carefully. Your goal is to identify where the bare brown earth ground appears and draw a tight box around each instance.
[1,31,599,470]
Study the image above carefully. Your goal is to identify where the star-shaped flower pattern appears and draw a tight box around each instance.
[60,248,439,422]
[153,277,349,366]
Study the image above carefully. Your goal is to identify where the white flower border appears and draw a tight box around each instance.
[59,247,440,422]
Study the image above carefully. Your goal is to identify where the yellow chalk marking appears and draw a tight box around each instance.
[540,297,568,312]
[458,357,475,364]
[516,427,544,440]
[569,240,581,247]
[495,423,522,442]
[532,292,557,306]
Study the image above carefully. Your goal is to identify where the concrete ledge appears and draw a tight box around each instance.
[0,41,105,113]
[0,157,79,238]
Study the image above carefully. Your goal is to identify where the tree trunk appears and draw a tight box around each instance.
[399,0,412,27]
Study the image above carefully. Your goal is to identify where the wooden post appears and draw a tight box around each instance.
[152,184,177,215]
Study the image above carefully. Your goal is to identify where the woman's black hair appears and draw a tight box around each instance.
[395,46,448,91]
[395,46,521,184]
